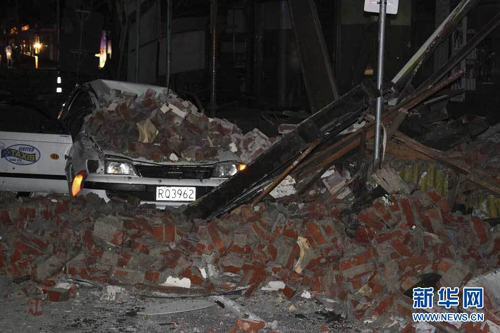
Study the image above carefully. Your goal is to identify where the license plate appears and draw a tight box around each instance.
[156,187,196,201]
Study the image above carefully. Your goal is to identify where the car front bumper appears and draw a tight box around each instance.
[79,174,227,207]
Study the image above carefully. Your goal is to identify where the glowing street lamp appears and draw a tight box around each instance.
[34,42,42,54]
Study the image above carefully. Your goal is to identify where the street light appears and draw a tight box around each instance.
[34,42,42,54]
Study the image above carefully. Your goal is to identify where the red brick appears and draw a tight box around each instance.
[13,240,44,257]
[438,199,451,217]
[373,201,392,223]
[179,238,201,255]
[235,319,265,333]
[353,301,371,320]
[390,239,411,257]
[374,229,404,244]
[436,258,453,274]
[306,223,329,247]
[55,200,69,214]
[339,248,374,271]
[306,202,329,221]
[372,294,394,316]
[250,244,273,263]
[423,207,444,234]
[321,221,336,239]
[111,268,145,284]
[251,221,272,243]
[27,298,43,316]
[152,223,176,243]
[340,250,375,279]
[427,190,442,203]
[389,196,400,212]
[401,322,416,333]
[399,274,419,292]
[68,284,78,298]
[46,288,70,302]
[239,204,260,222]
[281,286,295,300]
[145,269,160,284]
[0,210,12,224]
[117,252,132,267]
[398,255,430,271]
[132,239,151,254]
[207,223,226,255]
[399,198,416,227]
[131,217,154,234]
[354,228,375,244]
[358,212,385,231]
[181,266,205,285]
[471,217,488,245]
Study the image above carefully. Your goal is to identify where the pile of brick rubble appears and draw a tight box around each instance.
[85,88,274,163]
[0,187,498,332]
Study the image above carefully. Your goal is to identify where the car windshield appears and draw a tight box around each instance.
[63,90,94,138]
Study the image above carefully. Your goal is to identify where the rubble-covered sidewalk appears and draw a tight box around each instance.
[0,178,498,331]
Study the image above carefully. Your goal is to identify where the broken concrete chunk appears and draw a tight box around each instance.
[261,281,286,291]
[168,103,187,119]
[100,285,129,302]
[160,276,191,289]
[169,153,179,162]
[107,102,118,111]
[160,104,170,114]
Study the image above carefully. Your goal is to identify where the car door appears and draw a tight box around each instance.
[0,100,73,193]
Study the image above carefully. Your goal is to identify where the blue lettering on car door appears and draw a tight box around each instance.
[1,144,41,165]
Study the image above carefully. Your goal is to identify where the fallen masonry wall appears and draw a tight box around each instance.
[0,190,498,331]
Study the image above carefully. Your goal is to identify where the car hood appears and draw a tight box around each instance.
[80,132,240,166]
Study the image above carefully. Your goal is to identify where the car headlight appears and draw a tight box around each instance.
[105,161,137,175]
[212,162,247,178]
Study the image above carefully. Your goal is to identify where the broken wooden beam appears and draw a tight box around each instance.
[185,84,370,219]
[366,141,434,161]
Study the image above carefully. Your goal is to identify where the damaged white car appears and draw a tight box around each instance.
[59,80,254,207]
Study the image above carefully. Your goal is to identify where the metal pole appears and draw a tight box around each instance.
[373,0,387,169]
[135,0,140,83]
[165,0,172,90]
[278,0,288,107]
[208,0,218,115]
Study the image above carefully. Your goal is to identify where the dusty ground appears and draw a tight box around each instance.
[0,275,360,333]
